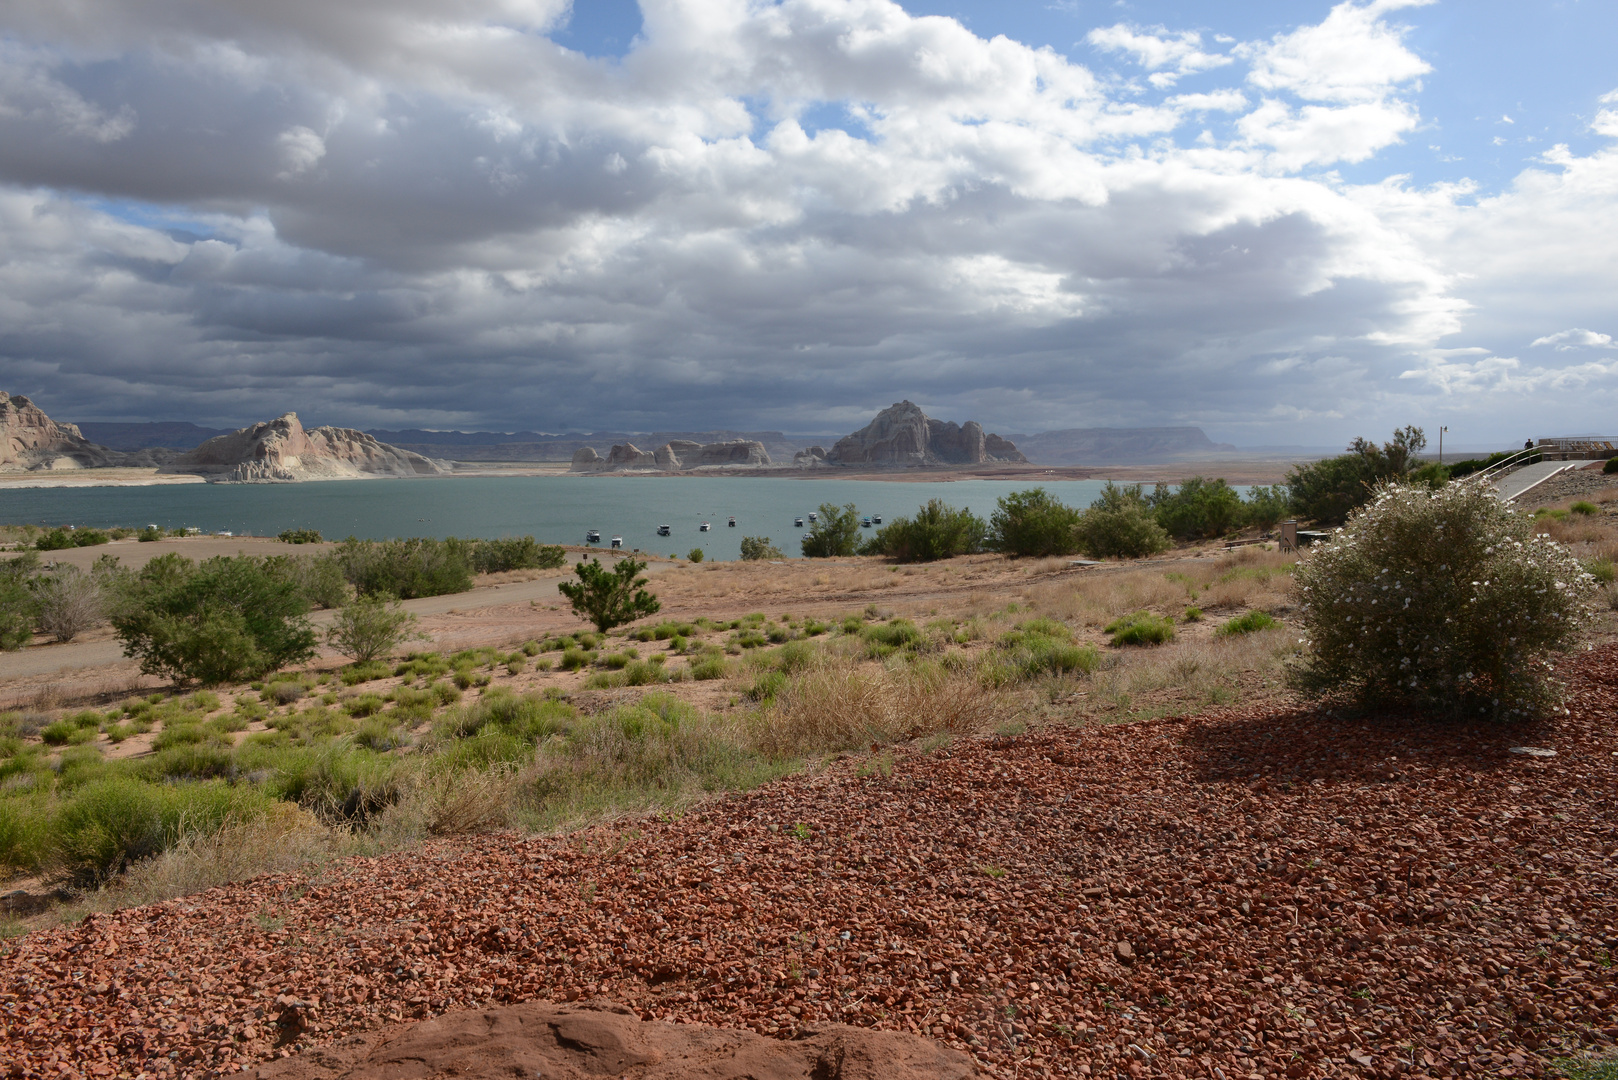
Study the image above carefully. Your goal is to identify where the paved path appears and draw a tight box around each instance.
[1492,460,1580,502]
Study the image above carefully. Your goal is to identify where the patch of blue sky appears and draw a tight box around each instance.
[899,0,1618,195]
[796,101,874,141]
[549,0,643,60]
[81,196,233,246]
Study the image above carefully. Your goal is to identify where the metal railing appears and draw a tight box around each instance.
[1458,447,1541,487]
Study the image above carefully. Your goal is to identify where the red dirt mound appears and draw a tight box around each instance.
[243,998,980,1079]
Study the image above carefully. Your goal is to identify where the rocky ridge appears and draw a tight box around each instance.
[160,413,449,483]
[820,402,1026,467]
[571,439,772,473]
[0,392,175,471]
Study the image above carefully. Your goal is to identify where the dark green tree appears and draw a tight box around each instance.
[738,536,783,560]
[1149,476,1246,540]
[558,557,661,632]
[1075,483,1170,558]
[1288,426,1429,526]
[864,499,987,562]
[111,554,318,685]
[801,503,862,558]
[0,552,40,651]
[987,488,1083,556]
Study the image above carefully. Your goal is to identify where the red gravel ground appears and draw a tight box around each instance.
[4,646,1617,1080]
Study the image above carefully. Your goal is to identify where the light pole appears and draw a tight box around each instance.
[1439,425,1447,467]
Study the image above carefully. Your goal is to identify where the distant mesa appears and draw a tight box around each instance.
[571,438,772,473]
[0,392,175,472]
[1010,427,1235,465]
[160,413,450,483]
[821,401,1027,467]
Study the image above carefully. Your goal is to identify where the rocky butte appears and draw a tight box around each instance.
[570,439,772,473]
[0,392,174,471]
[797,401,1026,467]
[160,413,450,483]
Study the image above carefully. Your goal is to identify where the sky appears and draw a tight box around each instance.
[0,0,1615,448]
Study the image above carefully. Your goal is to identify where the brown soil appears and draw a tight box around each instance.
[243,998,979,1079]
[5,645,1616,1079]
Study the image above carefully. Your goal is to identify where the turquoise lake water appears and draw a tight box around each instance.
[0,476,1241,561]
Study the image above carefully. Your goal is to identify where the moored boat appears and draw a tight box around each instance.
[657,524,671,536]
[586,529,601,543]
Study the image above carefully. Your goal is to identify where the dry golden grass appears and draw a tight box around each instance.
[754,653,1015,756]
[1023,547,1296,627]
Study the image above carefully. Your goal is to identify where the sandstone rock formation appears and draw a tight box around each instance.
[1009,426,1235,464]
[245,999,979,1080]
[571,439,771,473]
[0,392,176,471]
[823,401,1026,467]
[161,413,449,483]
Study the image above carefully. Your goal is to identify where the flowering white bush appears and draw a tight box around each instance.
[1289,481,1598,719]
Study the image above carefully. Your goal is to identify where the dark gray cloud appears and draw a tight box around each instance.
[0,0,1614,446]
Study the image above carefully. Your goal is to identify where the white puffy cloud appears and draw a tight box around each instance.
[1531,329,1615,350]
[0,0,1611,445]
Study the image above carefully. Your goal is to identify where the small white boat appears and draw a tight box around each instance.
[794,517,804,527]
[860,517,872,528]
[872,515,883,525]
[586,529,601,543]
[807,511,817,522]
[610,536,623,548]
[657,524,671,536]
[699,522,711,532]
[728,516,736,527]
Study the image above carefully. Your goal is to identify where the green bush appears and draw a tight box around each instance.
[1286,426,1428,526]
[801,503,862,558]
[1076,485,1170,559]
[863,499,987,562]
[996,620,1098,677]
[1587,559,1616,585]
[558,557,660,632]
[329,537,475,600]
[1105,611,1176,647]
[36,527,109,551]
[1570,501,1598,516]
[1606,457,1618,475]
[0,552,40,651]
[1151,477,1245,540]
[987,488,1082,557]
[326,594,425,663]
[1183,606,1204,622]
[1289,480,1597,718]
[110,554,318,685]
[1216,610,1278,637]
[861,619,922,655]
[739,536,783,560]
[469,536,566,574]
[278,529,323,544]
[50,777,273,885]
[689,653,729,681]
[1243,485,1292,531]
[559,647,593,671]
[687,548,704,563]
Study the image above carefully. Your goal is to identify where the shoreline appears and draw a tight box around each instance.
[0,457,1299,488]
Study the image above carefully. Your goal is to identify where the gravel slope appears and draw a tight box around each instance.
[4,648,1617,1080]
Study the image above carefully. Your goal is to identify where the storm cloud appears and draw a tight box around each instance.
[0,0,1615,444]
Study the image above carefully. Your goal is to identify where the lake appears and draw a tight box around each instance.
[0,475,1244,561]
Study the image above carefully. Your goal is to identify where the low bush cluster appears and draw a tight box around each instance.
[861,499,987,562]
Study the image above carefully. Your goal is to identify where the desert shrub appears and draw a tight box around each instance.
[326,594,426,663]
[0,798,51,874]
[861,619,922,657]
[801,503,861,558]
[268,746,410,824]
[469,536,566,574]
[739,536,784,560]
[988,488,1082,557]
[329,537,475,599]
[110,554,318,685]
[49,777,273,886]
[1105,611,1176,647]
[558,557,660,632]
[558,648,592,671]
[863,499,987,562]
[278,529,323,544]
[1077,485,1170,559]
[1216,610,1278,637]
[1151,477,1246,540]
[36,527,109,551]
[1571,501,1598,516]
[1287,426,1429,526]
[31,564,105,643]
[1289,480,1597,719]
[689,653,729,681]
[1606,457,1618,475]
[996,620,1099,678]
[263,680,307,705]
[1587,559,1616,585]
[267,554,350,609]
[0,552,40,651]
[686,548,704,564]
[344,694,386,718]
[1242,484,1292,531]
